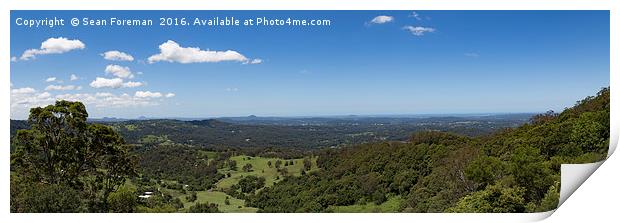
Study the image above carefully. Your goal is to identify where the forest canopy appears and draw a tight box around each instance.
[247,87,610,213]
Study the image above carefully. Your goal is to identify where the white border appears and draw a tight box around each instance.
[1,1,617,223]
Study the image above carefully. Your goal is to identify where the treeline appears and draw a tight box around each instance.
[136,145,223,191]
[247,87,610,213]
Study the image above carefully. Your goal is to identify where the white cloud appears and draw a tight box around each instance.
[45,85,81,91]
[147,40,252,64]
[226,87,239,92]
[105,64,134,79]
[45,77,57,82]
[55,92,165,108]
[90,77,124,89]
[402,26,436,36]
[11,86,174,119]
[135,91,163,98]
[11,57,17,62]
[369,16,394,24]
[11,87,36,94]
[410,11,422,21]
[165,93,175,98]
[70,74,79,81]
[96,92,114,97]
[101,50,134,61]
[20,37,85,60]
[123,81,143,88]
[89,77,143,89]
[245,58,263,64]
[11,87,55,119]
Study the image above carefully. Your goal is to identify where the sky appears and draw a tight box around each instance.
[10,11,610,119]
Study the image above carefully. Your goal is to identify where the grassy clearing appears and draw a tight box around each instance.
[326,196,403,213]
[215,155,318,189]
[185,191,258,213]
[130,154,318,212]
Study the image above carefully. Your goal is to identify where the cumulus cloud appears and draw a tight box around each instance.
[20,37,85,60]
[147,40,254,64]
[11,87,36,94]
[45,77,57,82]
[56,91,173,108]
[45,85,81,91]
[11,86,174,119]
[135,91,163,98]
[165,93,175,98]
[105,64,134,79]
[123,81,144,88]
[70,74,79,81]
[369,15,394,24]
[90,77,123,89]
[89,77,143,89]
[101,50,134,61]
[402,26,436,36]
[10,87,55,119]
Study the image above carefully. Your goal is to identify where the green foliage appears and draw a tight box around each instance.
[137,145,223,190]
[465,155,507,188]
[303,158,312,171]
[275,160,282,168]
[107,185,137,213]
[404,145,477,212]
[187,191,197,202]
[11,180,81,213]
[409,131,469,146]
[531,182,560,212]
[235,175,266,194]
[248,139,462,212]
[448,183,526,213]
[327,196,403,213]
[510,146,553,201]
[187,202,220,213]
[570,111,608,154]
[227,159,238,171]
[11,100,136,213]
[242,163,254,172]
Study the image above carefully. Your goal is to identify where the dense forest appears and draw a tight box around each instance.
[247,87,609,212]
[9,87,609,213]
[11,114,531,151]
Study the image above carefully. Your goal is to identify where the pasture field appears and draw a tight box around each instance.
[215,155,318,189]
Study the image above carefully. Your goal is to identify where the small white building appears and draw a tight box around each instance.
[138,194,151,199]
[138,191,154,199]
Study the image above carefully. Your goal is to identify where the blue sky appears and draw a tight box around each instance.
[10,11,609,119]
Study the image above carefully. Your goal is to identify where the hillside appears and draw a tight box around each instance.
[247,87,610,213]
